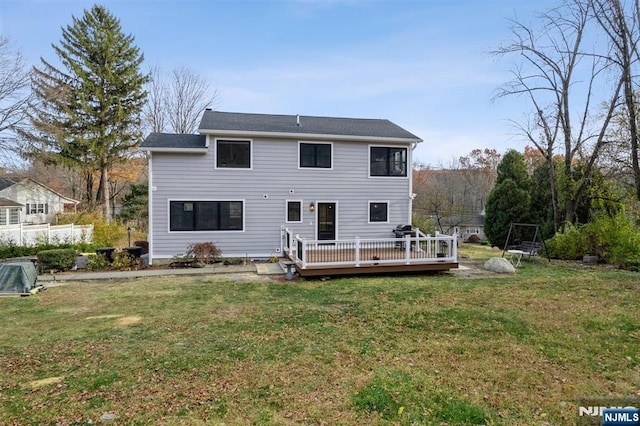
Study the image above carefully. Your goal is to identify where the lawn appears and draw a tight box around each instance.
[1,245,638,425]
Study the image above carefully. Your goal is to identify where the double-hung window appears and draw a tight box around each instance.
[286,201,302,223]
[170,201,243,231]
[300,142,331,168]
[370,146,407,177]
[216,139,251,168]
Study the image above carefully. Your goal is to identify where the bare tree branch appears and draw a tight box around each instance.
[143,65,219,135]
[0,35,33,167]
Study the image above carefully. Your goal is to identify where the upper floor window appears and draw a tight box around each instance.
[170,201,243,231]
[369,202,389,223]
[300,142,332,168]
[216,139,251,168]
[370,146,407,177]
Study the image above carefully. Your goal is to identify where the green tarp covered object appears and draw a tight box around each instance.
[0,262,38,295]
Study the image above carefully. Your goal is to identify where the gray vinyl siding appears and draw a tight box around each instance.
[149,136,412,260]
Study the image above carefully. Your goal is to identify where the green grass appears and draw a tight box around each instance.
[0,245,638,425]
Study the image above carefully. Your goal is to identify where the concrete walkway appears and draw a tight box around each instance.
[37,262,285,283]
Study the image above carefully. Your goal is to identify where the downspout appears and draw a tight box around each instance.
[409,141,419,225]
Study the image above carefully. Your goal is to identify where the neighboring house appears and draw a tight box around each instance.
[0,197,23,226]
[141,110,422,264]
[442,213,486,242]
[0,177,79,225]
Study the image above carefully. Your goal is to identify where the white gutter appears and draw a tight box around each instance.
[141,147,208,154]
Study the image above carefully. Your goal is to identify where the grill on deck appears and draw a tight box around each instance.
[393,224,415,248]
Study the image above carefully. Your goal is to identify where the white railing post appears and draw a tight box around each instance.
[20,223,24,246]
[452,233,458,261]
[301,238,307,269]
[405,234,411,264]
[354,237,360,267]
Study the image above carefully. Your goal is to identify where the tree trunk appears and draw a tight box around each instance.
[548,160,560,233]
[85,171,94,210]
[100,166,110,223]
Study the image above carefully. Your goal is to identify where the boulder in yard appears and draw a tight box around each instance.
[484,257,516,274]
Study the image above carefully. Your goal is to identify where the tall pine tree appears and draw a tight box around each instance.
[24,4,148,220]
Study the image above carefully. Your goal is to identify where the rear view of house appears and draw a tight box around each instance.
[141,110,423,264]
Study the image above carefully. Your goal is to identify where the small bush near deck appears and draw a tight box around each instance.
[37,248,77,272]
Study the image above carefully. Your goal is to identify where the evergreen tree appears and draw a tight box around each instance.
[496,150,530,187]
[484,150,531,247]
[119,181,148,228]
[24,5,148,220]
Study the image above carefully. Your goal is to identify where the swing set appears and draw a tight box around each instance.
[501,223,551,267]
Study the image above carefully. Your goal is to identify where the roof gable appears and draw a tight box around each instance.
[0,177,79,204]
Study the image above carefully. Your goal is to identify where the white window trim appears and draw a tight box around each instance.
[367,144,409,179]
[167,199,246,233]
[9,208,20,225]
[368,200,390,224]
[298,141,334,170]
[214,138,253,170]
[285,199,303,223]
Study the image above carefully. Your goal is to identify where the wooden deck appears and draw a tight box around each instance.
[288,259,459,277]
[282,228,459,277]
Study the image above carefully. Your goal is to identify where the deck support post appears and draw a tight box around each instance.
[354,237,360,267]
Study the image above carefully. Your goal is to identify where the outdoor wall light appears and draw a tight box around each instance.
[309,202,315,212]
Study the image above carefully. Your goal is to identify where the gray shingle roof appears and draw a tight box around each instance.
[141,133,207,149]
[198,110,422,141]
[0,177,19,191]
[0,197,23,207]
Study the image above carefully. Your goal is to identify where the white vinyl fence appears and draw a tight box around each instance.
[0,223,93,246]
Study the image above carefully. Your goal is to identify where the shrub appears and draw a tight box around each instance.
[37,248,77,272]
[546,213,640,266]
[186,242,222,264]
[546,223,586,260]
[466,234,481,244]
[93,221,126,248]
[111,251,138,271]
[86,253,109,271]
[584,213,640,265]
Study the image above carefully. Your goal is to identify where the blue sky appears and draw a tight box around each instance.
[1,0,558,167]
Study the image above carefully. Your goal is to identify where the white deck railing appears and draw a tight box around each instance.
[281,227,457,270]
[0,223,93,246]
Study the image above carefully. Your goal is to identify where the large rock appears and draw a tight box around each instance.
[484,257,516,274]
